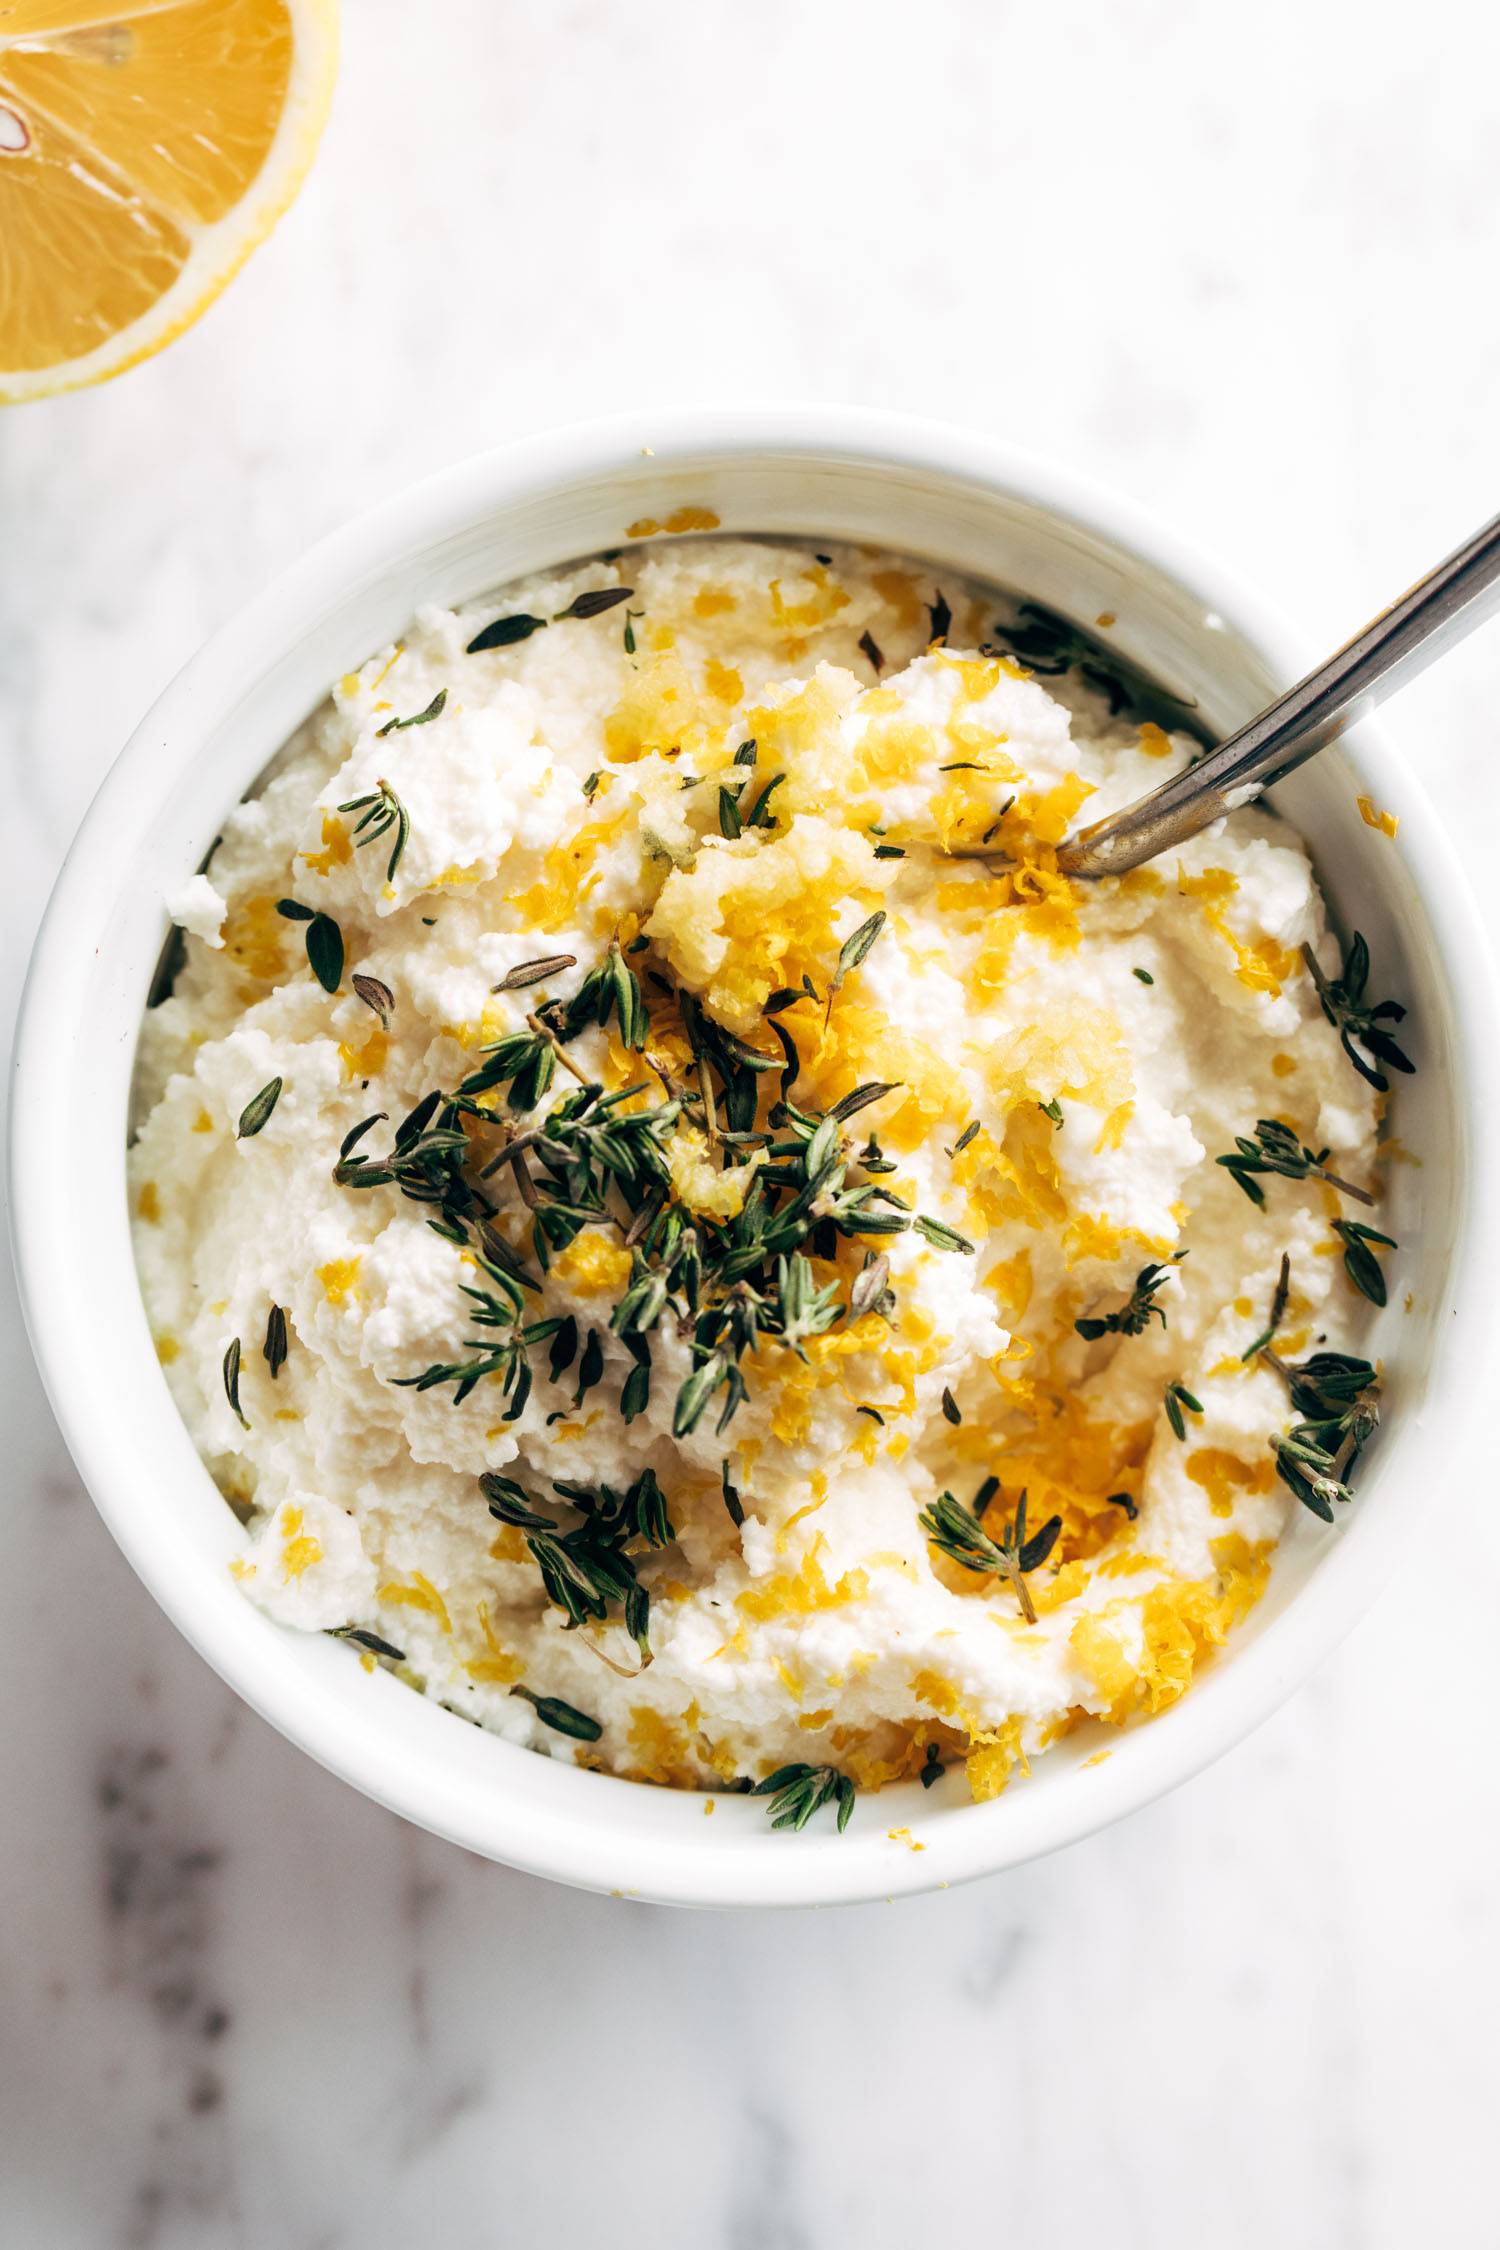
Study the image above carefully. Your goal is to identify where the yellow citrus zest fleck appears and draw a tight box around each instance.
[1357,795,1399,839]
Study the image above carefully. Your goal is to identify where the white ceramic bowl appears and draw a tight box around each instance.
[10,407,1498,1907]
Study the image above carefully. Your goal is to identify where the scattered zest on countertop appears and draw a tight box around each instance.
[129,536,1413,1829]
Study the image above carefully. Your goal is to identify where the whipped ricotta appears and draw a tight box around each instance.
[129,536,1388,1806]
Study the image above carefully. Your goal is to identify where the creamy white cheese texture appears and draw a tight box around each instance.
[130,538,1382,1799]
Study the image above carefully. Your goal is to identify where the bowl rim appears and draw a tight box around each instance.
[10,401,1500,1907]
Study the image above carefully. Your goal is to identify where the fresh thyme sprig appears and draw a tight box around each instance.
[481,1467,673,1661]
[394,1292,567,1415]
[751,1762,855,1832]
[338,778,411,884]
[1217,1119,1375,1208]
[1074,1253,1185,1341]
[1302,932,1414,1092]
[982,600,1135,716]
[919,1482,1062,1625]
[1239,1259,1382,1519]
[333,947,974,1452]
[335,1089,481,1213]
[1265,1347,1381,1520]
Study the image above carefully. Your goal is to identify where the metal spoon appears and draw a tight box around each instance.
[1053,509,1500,880]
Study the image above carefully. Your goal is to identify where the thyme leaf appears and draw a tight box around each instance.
[222,1337,248,1429]
[263,1304,288,1381]
[237,1077,282,1139]
[1301,932,1414,1092]
[555,585,633,621]
[510,1685,603,1740]
[305,912,344,993]
[352,972,394,1026]
[466,612,547,653]
[494,953,578,993]
[1333,1218,1396,1306]
[328,1624,405,1661]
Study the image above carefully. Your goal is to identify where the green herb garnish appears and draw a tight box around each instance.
[1241,1252,1292,1361]
[983,601,1136,718]
[303,912,344,992]
[483,1468,671,1662]
[494,953,578,993]
[752,1762,855,1832]
[377,688,446,736]
[721,1458,745,1528]
[237,1077,282,1139]
[333,946,974,1492]
[1332,1218,1396,1306]
[1074,1253,1184,1341]
[1302,932,1414,1092]
[1217,1119,1375,1208]
[352,972,394,1026]
[328,1624,405,1661]
[510,1685,603,1740]
[338,779,410,885]
[466,612,547,653]
[1163,1381,1203,1440]
[222,1337,248,1428]
[558,586,633,620]
[1267,1348,1381,1520]
[263,1304,288,1381]
[919,1483,1061,1624]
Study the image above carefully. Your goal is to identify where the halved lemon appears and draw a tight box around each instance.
[0,0,338,403]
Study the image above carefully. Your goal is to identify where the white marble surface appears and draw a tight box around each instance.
[5,1,1500,2242]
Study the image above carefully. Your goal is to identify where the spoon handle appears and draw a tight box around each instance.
[1057,508,1500,879]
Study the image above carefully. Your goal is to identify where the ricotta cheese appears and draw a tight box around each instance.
[129,538,1389,1805]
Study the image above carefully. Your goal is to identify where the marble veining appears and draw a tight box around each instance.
[4,1,1500,2243]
